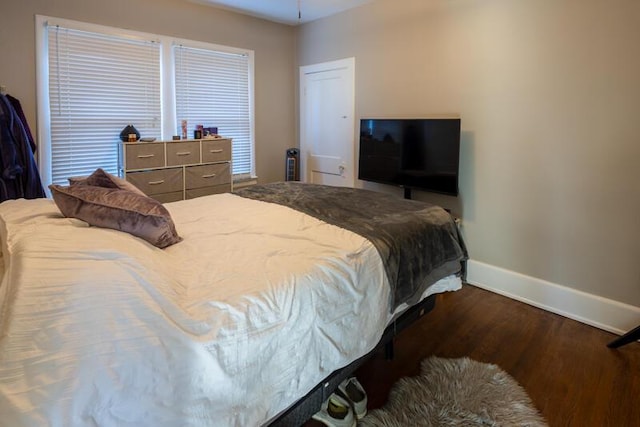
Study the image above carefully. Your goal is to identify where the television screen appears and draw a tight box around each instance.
[358,118,461,196]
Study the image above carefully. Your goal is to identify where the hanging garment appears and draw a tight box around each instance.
[6,94,36,154]
[0,94,45,202]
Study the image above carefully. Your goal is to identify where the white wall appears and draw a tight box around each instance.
[297,0,640,330]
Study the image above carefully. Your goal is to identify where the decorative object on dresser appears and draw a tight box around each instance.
[119,124,140,142]
[119,138,232,203]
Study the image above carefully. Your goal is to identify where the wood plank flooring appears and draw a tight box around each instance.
[351,284,640,427]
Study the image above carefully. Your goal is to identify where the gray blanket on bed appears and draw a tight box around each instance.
[234,182,468,312]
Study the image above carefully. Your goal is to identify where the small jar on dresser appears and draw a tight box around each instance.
[119,138,232,203]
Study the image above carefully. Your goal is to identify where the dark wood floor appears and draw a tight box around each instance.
[344,284,640,427]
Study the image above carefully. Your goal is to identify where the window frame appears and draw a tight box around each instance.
[35,15,256,188]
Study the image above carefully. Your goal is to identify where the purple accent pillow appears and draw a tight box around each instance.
[69,168,146,196]
[49,184,182,249]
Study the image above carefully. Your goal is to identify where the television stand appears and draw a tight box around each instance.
[607,324,640,348]
[404,187,412,200]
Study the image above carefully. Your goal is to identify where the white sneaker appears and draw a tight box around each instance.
[311,393,357,427]
[337,377,368,420]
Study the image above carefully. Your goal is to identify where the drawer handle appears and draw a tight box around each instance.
[176,151,191,156]
[148,180,165,185]
[137,154,155,159]
[209,149,223,153]
[201,173,217,179]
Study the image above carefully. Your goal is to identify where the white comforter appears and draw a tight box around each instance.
[0,194,459,427]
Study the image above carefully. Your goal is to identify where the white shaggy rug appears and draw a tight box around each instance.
[360,356,548,427]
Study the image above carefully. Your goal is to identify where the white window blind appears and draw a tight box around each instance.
[174,45,253,178]
[47,25,161,185]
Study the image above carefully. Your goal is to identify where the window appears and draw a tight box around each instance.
[174,45,252,179]
[46,26,161,185]
[36,16,255,187]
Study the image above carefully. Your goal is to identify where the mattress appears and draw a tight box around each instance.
[0,193,460,426]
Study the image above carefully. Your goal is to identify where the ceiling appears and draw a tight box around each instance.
[193,0,374,25]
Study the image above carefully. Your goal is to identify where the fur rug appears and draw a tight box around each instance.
[360,357,548,427]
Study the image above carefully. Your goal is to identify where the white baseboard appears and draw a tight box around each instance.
[466,260,640,336]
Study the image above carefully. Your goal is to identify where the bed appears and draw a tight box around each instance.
[0,181,467,426]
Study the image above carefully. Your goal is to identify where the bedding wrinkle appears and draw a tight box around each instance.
[168,194,393,423]
[0,194,460,427]
[234,182,468,310]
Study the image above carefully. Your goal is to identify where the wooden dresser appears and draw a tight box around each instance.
[119,138,232,203]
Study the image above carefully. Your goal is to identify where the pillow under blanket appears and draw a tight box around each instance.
[49,184,182,248]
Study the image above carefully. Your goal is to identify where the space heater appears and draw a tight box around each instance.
[285,148,300,181]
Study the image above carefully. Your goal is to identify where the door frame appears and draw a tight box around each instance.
[299,57,356,184]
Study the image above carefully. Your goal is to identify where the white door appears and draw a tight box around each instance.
[300,58,355,187]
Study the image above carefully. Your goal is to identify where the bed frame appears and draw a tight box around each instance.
[268,293,437,426]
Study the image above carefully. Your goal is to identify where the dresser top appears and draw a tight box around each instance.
[122,137,231,146]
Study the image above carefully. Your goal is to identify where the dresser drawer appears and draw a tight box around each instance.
[126,168,183,195]
[125,143,165,170]
[150,191,184,204]
[186,184,231,199]
[201,139,231,163]
[166,141,200,166]
[185,163,230,189]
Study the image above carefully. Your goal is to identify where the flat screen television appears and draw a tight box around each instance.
[358,118,461,196]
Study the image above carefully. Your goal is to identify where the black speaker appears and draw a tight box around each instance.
[285,148,300,181]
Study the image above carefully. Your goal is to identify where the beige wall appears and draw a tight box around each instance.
[2,0,638,308]
[0,0,296,184]
[297,0,640,307]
